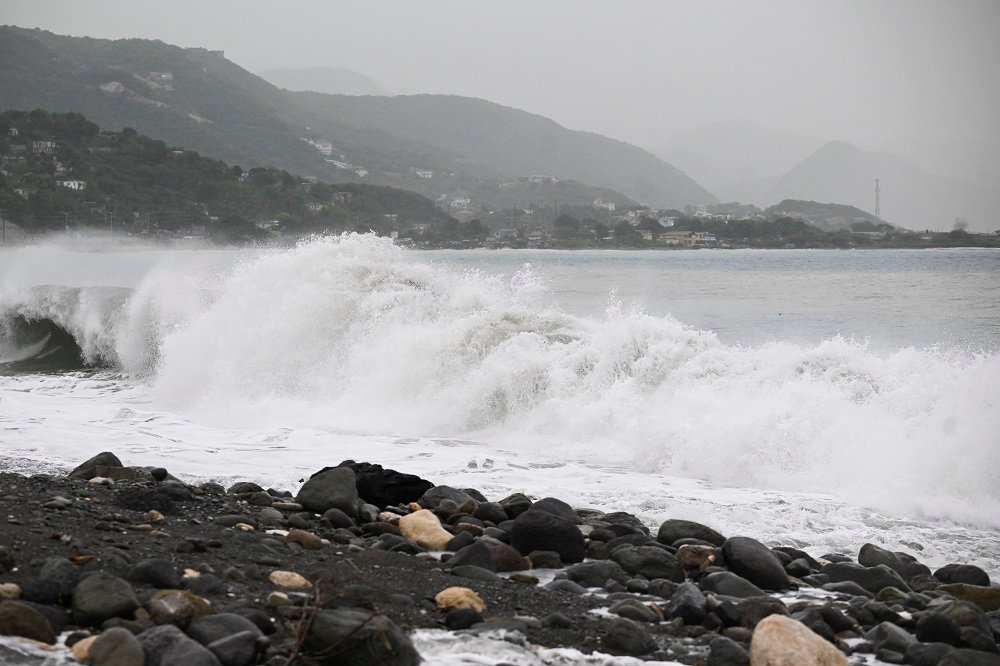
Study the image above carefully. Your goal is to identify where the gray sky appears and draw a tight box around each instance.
[6,0,1000,150]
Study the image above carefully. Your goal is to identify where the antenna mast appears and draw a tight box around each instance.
[875,178,881,220]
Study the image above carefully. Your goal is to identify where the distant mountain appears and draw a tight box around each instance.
[0,27,713,211]
[764,199,886,233]
[653,121,824,194]
[767,141,999,232]
[257,66,389,96]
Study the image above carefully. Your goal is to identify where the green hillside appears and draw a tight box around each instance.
[0,109,451,242]
[0,26,708,213]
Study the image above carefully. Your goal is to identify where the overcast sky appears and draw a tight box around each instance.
[6,0,1000,151]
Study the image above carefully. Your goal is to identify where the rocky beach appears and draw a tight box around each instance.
[0,453,997,665]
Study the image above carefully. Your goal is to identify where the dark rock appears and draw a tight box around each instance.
[509,509,585,564]
[543,612,574,629]
[606,534,651,551]
[527,550,562,569]
[931,599,991,636]
[128,558,182,589]
[906,642,956,666]
[529,497,580,523]
[545,579,587,595]
[0,600,55,644]
[230,608,276,636]
[90,626,145,666]
[707,635,750,666]
[865,621,917,653]
[565,560,627,587]
[875,648,906,664]
[498,493,533,519]
[73,572,140,626]
[715,600,741,627]
[338,461,434,507]
[699,571,767,598]
[935,563,991,587]
[480,537,531,571]
[69,452,123,479]
[138,624,222,666]
[822,580,874,598]
[450,565,500,582]
[786,558,813,578]
[296,467,359,517]
[609,598,660,623]
[657,519,725,547]
[737,595,788,629]
[21,557,78,605]
[792,607,835,642]
[938,649,1000,666]
[824,562,910,594]
[206,630,261,666]
[115,487,177,515]
[149,468,169,482]
[186,613,263,646]
[721,537,788,590]
[447,541,495,571]
[602,511,650,535]
[916,612,963,645]
[859,543,931,581]
[603,618,656,655]
[472,502,508,524]
[444,608,483,630]
[444,530,475,552]
[227,482,264,495]
[611,545,682,581]
[819,605,856,633]
[462,488,488,503]
[959,626,998,653]
[304,608,420,665]
[417,486,476,512]
[664,582,706,624]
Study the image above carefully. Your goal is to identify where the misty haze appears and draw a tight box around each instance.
[0,2,998,664]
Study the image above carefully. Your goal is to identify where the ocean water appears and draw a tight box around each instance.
[1,235,999,582]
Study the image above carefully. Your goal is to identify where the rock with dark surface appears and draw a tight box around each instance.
[738,596,789,629]
[915,612,963,645]
[822,580,874,597]
[609,598,661,623]
[657,519,725,547]
[72,572,140,626]
[509,509,586,564]
[824,562,910,594]
[906,642,956,666]
[90,626,146,666]
[865,621,916,653]
[708,635,750,666]
[529,497,580,523]
[938,649,1000,666]
[296,467,359,517]
[938,583,1000,612]
[304,608,420,665]
[137,624,222,666]
[69,451,123,479]
[21,557,78,605]
[858,543,930,580]
[611,545,683,581]
[185,613,263,646]
[934,563,991,587]
[206,630,261,666]
[446,540,496,571]
[338,461,433,508]
[417,486,477,512]
[499,493,533,519]
[664,582,706,625]
[0,600,56,644]
[603,618,657,655]
[128,558,182,589]
[700,571,767,598]
[721,537,789,590]
[565,560,628,588]
[480,537,531,572]
[472,502,508,524]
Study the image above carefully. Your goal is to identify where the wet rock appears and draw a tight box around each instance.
[227,481,264,495]
[915,612,963,645]
[149,591,199,627]
[527,550,562,569]
[90,626,145,666]
[206,630,261,666]
[657,519,725,547]
[499,493,533,519]
[604,618,656,655]
[444,608,482,630]
[700,571,767,598]
[0,600,55,644]
[611,545,682,581]
[128,558,182,589]
[934,563,991,587]
[938,649,1000,666]
[738,596,789,629]
[481,537,531,572]
[822,580,874,597]
[529,497,580,523]
[338,461,433,508]
[186,613,263,646]
[865,621,916,654]
[708,635,750,666]
[398,509,453,551]
[73,572,140,626]
[565,560,628,587]
[722,537,789,591]
[417,486,476,512]
[906,642,956,666]
[545,579,587,595]
[750,615,848,666]
[304,608,420,666]
[858,543,930,580]
[447,540,495,571]
[609,598,661,623]
[296,467,358,518]
[509,508,586,564]
[320,507,355,529]
[938,583,1000,612]
[824,562,910,594]
[664,582,706,625]
[69,452,123,479]
[137,624,222,666]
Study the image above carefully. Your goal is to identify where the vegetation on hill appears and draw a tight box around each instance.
[0,109,452,242]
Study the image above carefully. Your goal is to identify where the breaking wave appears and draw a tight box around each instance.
[1,235,998,524]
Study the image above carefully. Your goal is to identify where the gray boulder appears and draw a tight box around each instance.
[72,572,140,626]
[721,536,788,590]
[699,571,766,598]
[138,625,221,666]
[296,467,359,517]
[657,518,724,546]
[185,613,263,646]
[0,600,56,644]
[90,627,146,666]
[304,608,420,665]
[824,562,910,594]
[611,545,682,581]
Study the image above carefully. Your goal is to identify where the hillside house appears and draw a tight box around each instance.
[57,179,87,191]
[414,169,434,179]
[660,231,696,247]
[32,140,57,154]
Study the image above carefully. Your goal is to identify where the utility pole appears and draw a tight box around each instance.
[875,179,881,220]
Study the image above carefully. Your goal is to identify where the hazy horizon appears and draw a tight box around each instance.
[5,0,999,154]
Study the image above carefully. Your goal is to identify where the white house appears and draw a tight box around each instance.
[57,179,87,191]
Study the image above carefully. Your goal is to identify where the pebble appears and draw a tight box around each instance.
[267,570,312,590]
